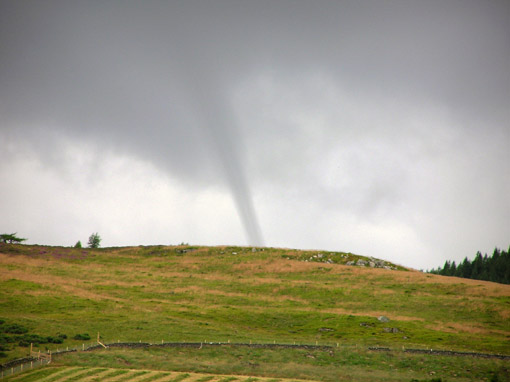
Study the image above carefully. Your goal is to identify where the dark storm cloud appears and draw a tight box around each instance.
[1,1,508,263]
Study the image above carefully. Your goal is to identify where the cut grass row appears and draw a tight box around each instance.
[3,365,313,382]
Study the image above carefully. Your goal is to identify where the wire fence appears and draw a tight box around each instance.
[1,340,509,379]
[0,357,50,379]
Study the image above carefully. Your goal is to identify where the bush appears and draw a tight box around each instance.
[3,324,28,334]
[46,336,64,344]
[73,333,91,341]
[74,241,82,248]
[0,351,7,358]
[0,334,14,344]
[18,339,30,347]
[18,334,48,344]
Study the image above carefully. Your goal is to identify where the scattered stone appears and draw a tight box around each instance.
[383,327,400,333]
[359,322,374,327]
[378,316,390,323]
[318,327,334,332]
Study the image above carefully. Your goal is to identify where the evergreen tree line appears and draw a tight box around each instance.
[429,247,510,284]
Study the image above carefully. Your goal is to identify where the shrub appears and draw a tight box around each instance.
[46,336,64,344]
[3,324,28,334]
[0,334,14,344]
[73,333,91,341]
[0,351,7,358]
[18,334,48,344]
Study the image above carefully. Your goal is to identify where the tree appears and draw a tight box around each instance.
[0,233,27,244]
[74,241,82,248]
[87,233,101,248]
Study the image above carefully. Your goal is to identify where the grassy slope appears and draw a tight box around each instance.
[1,244,509,380]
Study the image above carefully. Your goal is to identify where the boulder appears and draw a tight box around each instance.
[378,316,390,323]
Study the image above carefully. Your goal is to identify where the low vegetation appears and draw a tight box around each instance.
[1,243,509,381]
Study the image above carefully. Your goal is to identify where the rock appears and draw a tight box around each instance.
[383,327,400,333]
[317,253,323,258]
[369,261,375,267]
[318,327,334,332]
[346,261,355,266]
[378,316,390,323]
[359,322,374,327]
[356,259,367,266]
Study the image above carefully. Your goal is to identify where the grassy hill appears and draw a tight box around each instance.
[1,244,509,381]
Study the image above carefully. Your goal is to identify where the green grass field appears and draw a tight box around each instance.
[1,244,509,381]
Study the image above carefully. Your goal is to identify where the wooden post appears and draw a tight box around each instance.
[97,332,107,349]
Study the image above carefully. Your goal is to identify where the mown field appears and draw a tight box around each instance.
[1,244,509,381]
[3,365,315,382]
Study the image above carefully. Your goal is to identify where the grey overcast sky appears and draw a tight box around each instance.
[1,0,508,270]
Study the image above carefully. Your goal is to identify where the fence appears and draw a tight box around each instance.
[0,357,50,379]
[2,340,509,379]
